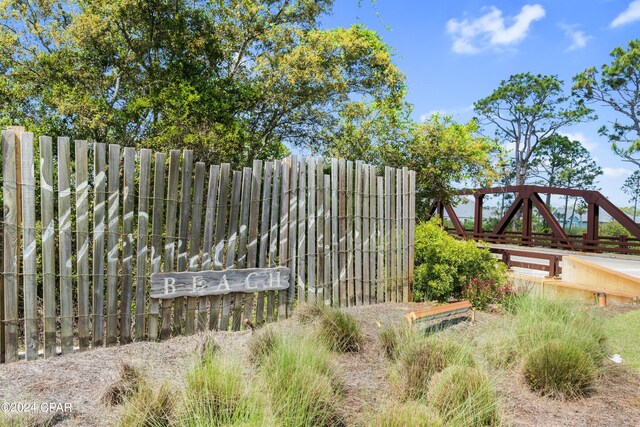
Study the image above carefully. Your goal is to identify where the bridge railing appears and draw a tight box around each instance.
[445,228,640,256]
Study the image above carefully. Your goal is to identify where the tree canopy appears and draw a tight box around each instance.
[474,73,594,186]
[0,0,405,166]
[573,39,640,167]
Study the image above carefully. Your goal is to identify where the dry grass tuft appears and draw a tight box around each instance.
[318,307,363,353]
[248,326,280,365]
[295,303,325,324]
[396,337,476,401]
[101,362,143,406]
[120,382,176,427]
[197,334,221,363]
[366,401,444,427]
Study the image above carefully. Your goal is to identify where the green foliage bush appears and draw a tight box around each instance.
[414,218,507,302]
[523,339,597,399]
[427,365,500,426]
[366,402,443,427]
[317,307,364,353]
[396,337,476,401]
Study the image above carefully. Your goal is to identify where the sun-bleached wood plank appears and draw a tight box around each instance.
[106,144,121,346]
[174,150,193,335]
[149,153,167,341]
[211,164,230,330]
[20,132,38,359]
[92,143,107,346]
[278,159,290,319]
[297,159,306,305]
[287,156,298,315]
[135,149,152,340]
[201,165,219,330]
[120,147,136,344]
[186,162,205,334]
[75,140,90,349]
[338,159,346,307]
[161,150,180,339]
[59,137,74,353]
[243,160,262,326]
[256,161,272,324]
[221,170,242,330]
[346,160,354,306]
[267,160,281,321]
[39,136,56,357]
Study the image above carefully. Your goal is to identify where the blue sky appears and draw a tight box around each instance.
[322,0,640,206]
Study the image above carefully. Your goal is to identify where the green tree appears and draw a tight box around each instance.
[325,112,499,218]
[573,40,640,166]
[622,170,640,221]
[474,73,594,186]
[529,134,601,219]
[553,144,601,230]
[0,0,405,166]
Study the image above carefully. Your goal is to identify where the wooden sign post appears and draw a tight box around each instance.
[150,267,290,299]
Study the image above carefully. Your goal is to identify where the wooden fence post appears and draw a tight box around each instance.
[75,141,90,349]
[40,136,56,357]
[20,132,38,359]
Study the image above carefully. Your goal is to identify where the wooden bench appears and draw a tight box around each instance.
[405,300,474,326]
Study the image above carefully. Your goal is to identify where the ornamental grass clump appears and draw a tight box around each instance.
[318,307,363,353]
[427,365,500,426]
[263,337,344,427]
[101,362,144,406]
[523,339,597,399]
[366,401,444,427]
[378,323,416,361]
[513,295,608,366]
[181,353,263,425]
[248,326,280,366]
[120,382,176,427]
[396,337,476,401]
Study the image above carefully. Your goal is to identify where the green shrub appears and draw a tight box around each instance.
[427,365,500,426]
[366,402,444,427]
[396,337,476,400]
[318,307,363,353]
[120,382,175,427]
[263,338,343,427]
[414,218,507,301]
[181,353,262,425]
[523,339,597,399]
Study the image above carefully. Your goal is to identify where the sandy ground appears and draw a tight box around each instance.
[1,302,639,426]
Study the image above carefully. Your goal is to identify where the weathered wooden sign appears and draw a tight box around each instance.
[150,267,290,299]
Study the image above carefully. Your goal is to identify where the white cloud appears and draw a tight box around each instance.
[446,4,545,54]
[420,105,474,122]
[559,24,591,50]
[558,131,599,152]
[602,167,633,178]
[611,0,640,27]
